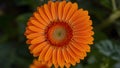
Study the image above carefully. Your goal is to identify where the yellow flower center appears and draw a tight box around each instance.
[52,27,66,41]
[46,22,73,47]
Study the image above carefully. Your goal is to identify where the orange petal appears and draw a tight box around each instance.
[28,26,44,32]
[69,55,76,66]
[39,44,50,61]
[29,19,46,29]
[48,1,52,6]
[24,28,34,35]
[65,63,70,68]
[70,41,85,52]
[31,36,45,44]
[83,10,89,16]
[31,42,47,56]
[33,12,47,26]
[57,47,64,68]
[69,9,83,23]
[62,2,72,21]
[72,36,94,44]
[72,20,92,31]
[80,44,90,52]
[47,58,52,67]
[65,46,76,66]
[29,65,36,68]
[37,7,50,24]
[54,1,59,20]
[44,4,53,21]
[26,39,32,44]
[73,31,94,36]
[62,47,70,63]
[68,44,84,59]
[52,47,59,68]
[66,46,80,63]
[71,40,90,52]
[27,21,34,26]
[73,26,93,33]
[45,46,53,61]
[73,20,92,28]
[27,33,41,39]
[51,2,56,21]
[29,44,37,51]
[58,1,66,21]
[73,16,90,26]
[65,3,78,23]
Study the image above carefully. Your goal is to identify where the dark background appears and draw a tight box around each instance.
[0,0,120,68]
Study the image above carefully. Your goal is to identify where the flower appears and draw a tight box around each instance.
[30,59,49,68]
[25,1,94,68]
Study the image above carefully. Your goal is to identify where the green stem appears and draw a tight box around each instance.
[112,0,117,11]
[95,10,120,30]
[95,0,119,30]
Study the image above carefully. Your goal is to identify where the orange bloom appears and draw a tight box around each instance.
[25,1,94,68]
[30,59,49,68]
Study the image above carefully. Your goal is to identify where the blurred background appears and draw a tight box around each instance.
[0,0,120,68]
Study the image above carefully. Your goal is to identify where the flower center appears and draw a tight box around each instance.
[53,27,66,41]
[46,22,73,47]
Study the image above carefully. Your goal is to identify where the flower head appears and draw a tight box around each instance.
[25,1,94,68]
[30,59,49,68]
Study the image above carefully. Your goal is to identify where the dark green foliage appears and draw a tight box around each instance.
[0,0,120,68]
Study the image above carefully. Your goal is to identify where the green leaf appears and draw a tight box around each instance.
[95,40,120,61]
[114,62,120,68]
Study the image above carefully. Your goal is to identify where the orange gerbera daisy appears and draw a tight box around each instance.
[25,1,94,68]
[30,59,49,68]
